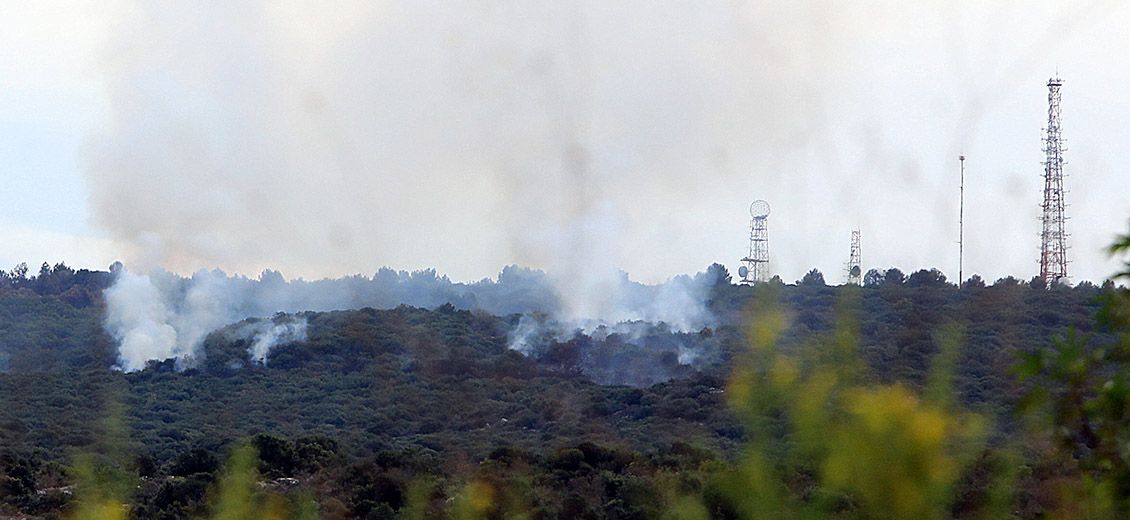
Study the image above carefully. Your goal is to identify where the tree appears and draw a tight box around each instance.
[704,263,732,286]
[252,433,298,477]
[906,269,948,288]
[294,436,339,472]
[883,268,906,286]
[863,269,885,287]
[962,274,986,289]
[992,276,1022,288]
[9,262,27,282]
[258,269,285,285]
[33,262,75,295]
[798,269,826,287]
[168,448,219,477]
[1,454,38,503]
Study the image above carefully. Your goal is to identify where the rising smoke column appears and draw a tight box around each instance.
[103,268,249,371]
[243,318,308,366]
[103,270,180,371]
[83,2,849,287]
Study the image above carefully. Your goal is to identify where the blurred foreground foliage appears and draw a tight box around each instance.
[715,292,991,519]
[2,224,1130,517]
[1015,220,1130,518]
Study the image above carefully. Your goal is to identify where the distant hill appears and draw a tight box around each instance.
[0,264,1117,518]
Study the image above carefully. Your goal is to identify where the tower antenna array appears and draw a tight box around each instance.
[1039,75,1069,285]
[739,200,770,284]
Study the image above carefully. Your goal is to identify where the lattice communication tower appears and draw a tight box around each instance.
[739,200,770,284]
[846,229,862,285]
[1039,75,1069,285]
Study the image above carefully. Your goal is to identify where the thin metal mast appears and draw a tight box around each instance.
[959,155,964,286]
[1039,75,1068,285]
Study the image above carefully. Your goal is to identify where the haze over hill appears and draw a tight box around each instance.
[3,2,1130,289]
[101,264,721,372]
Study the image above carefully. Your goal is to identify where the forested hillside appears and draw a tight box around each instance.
[0,261,1122,518]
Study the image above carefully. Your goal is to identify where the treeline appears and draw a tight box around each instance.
[0,261,112,307]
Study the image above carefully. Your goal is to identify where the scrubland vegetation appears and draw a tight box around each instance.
[0,224,1128,518]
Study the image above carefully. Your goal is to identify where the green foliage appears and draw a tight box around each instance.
[67,400,135,520]
[208,443,263,520]
[1014,220,1130,518]
[714,292,989,519]
[1110,221,1130,279]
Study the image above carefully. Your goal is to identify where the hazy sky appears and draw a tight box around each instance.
[2,1,1129,285]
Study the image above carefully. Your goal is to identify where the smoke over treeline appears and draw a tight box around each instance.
[104,264,724,371]
[82,1,906,287]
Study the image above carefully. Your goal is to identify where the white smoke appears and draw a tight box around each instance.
[243,318,308,366]
[103,268,248,370]
[82,1,892,289]
[677,344,699,365]
[171,269,241,359]
[633,273,715,332]
[102,261,719,371]
[504,267,718,355]
[103,270,181,371]
[507,314,545,356]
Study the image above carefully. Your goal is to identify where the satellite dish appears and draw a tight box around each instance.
[738,266,749,278]
[750,200,770,218]
[850,265,861,277]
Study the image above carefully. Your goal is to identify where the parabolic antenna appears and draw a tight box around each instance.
[750,200,770,218]
[850,265,862,277]
[738,266,749,278]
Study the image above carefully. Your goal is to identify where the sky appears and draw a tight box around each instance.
[1,1,1129,285]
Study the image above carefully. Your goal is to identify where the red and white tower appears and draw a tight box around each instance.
[1039,75,1069,285]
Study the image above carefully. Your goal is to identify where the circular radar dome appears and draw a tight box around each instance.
[850,265,862,277]
[750,200,771,218]
[738,266,749,278]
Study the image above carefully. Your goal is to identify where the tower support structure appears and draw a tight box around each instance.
[740,200,770,284]
[1040,75,1069,285]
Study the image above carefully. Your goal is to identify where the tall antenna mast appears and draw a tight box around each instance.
[1039,74,1069,285]
[959,155,965,286]
[846,229,862,286]
[739,200,770,284]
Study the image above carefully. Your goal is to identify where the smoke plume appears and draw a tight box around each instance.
[103,263,721,371]
[104,270,179,371]
[83,1,901,288]
[240,318,309,366]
